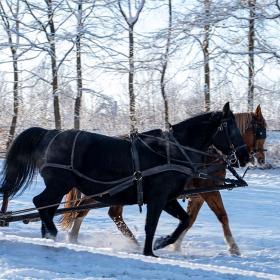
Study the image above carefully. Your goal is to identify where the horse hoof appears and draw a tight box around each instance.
[144,251,158,258]
[68,234,78,244]
[153,235,171,250]
[229,246,241,256]
[44,232,56,240]
[170,243,182,252]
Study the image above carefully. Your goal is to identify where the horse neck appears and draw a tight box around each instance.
[172,112,220,150]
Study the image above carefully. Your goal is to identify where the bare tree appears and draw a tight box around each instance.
[248,0,256,111]
[160,0,172,129]
[0,0,22,148]
[73,0,84,129]
[118,0,145,132]
[203,0,211,112]
[23,0,75,129]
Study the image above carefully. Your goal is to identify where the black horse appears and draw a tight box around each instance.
[0,102,249,257]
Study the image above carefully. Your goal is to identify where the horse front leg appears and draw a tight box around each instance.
[201,191,240,256]
[172,195,204,251]
[154,199,190,250]
[108,205,139,246]
[144,197,167,257]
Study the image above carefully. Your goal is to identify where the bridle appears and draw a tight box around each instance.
[212,118,247,166]
[248,117,267,160]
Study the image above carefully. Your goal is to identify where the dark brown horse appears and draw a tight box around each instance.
[60,105,266,255]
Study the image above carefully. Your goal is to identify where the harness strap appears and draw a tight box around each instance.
[141,132,222,159]
[168,130,196,171]
[130,132,143,212]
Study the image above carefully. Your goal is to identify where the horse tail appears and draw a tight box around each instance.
[60,188,81,230]
[0,127,48,199]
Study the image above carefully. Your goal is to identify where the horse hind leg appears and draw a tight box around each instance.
[202,192,241,256]
[33,175,72,239]
[68,211,88,243]
[108,205,139,246]
[33,189,62,239]
[68,199,90,243]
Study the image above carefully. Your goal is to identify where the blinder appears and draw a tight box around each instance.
[248,117,267,162]
[252,117,267,140]
[255,126,266,140]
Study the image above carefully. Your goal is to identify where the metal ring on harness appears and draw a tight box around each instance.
[228,151,238,165]
[133,171,143,182]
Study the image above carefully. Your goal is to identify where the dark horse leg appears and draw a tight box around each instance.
[144,186,174,257]
[172,196,204,251]
[153,199,189,250]
[33,171,72,239]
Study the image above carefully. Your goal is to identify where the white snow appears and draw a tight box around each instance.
[0,132,280,280]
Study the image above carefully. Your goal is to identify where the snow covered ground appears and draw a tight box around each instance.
[0,132,279,280]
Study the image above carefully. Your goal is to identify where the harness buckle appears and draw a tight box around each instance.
[198,172,208,179]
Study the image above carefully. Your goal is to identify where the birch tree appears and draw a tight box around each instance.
[117,0,145,132]
[203,0,211,111]
[248,0,256,111]
[160,0,172,129]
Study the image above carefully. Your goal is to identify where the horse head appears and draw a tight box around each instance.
[235,105,267,166]
[211,102,250,167]
[251,105,267,165]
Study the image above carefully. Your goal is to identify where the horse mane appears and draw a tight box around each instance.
[235,112,267,135]
[172,112,217,131]
[234,113,254,135]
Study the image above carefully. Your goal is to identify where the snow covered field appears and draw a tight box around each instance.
[0,132,279,280]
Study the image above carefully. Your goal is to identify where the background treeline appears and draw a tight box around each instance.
[0,0,279,152]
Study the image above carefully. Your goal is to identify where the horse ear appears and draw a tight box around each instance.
[255,104,263,119]
[222,102,230,117]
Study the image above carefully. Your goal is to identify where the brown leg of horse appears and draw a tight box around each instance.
[68,197,93,243]
[108,205,139,245]
[172,196,204,251]
[68,209,89,243]
[201,191,241,256]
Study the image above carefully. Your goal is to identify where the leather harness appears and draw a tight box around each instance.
[39,122,246,212]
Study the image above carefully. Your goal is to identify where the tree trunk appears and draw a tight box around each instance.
[74,1,83,130]
[248,0,256,112]
[203,0,210,112]
[118,0,145,132]
[1,0,21,149]
[129,25,136,132]
[160,0,172,129]
[6,49,19,149]
[47,0,61,129]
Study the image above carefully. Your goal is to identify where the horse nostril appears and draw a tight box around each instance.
[258,159,265,165]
